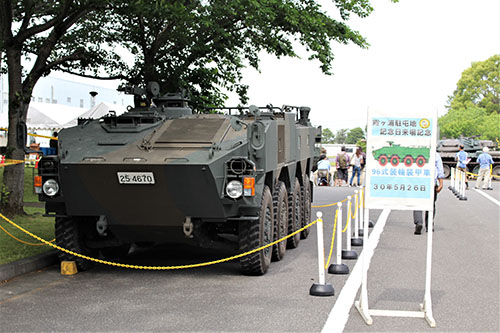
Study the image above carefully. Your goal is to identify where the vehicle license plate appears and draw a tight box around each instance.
[117,172,155,184]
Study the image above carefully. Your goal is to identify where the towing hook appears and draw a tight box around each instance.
[183,217,194,238]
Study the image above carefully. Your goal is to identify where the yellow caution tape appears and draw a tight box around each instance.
[0,211,318,270]
[0,159,25,167]
[0,127,57,140]
[350,194,358,219]
[312,198,348,208]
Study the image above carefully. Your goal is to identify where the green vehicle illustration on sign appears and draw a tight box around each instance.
[372,142,430,167]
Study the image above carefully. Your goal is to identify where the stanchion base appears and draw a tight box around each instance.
[342,250,358,260]
[351,238,363,246]
[459,196,468,201]
[485,187,493,190]
[309,283,335,296]
[369,220,374,228]
[448,186,452,190]
[328,263,349,275]
[358,229,364,237]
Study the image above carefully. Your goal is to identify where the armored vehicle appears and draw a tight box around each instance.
[36,82,320,275]
[372,142,430,167]
[437,137,500,178]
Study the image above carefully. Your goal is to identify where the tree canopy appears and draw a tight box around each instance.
[321,128,335,144]
[1,0,396,213]
[440,54,500,141]
[447,54,500,114]
[334,128,348,144]
[74,0,374,108]
[438,107,499,141]
[345,126,365,144]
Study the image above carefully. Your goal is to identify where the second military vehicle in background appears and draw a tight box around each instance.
[437,137,500,178]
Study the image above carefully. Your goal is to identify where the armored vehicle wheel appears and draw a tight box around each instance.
[301,175,312,239]
[471,165,480,179]
[416,155,426,167]
[443,164,451,179]
[272,181,288,261]
[287,178,301,249]
[239,186,274,275]
[403,155,413,167]
[390,155,400,167]
[55,217,98,271]
[492,166,500,178]
[378,155,388,166]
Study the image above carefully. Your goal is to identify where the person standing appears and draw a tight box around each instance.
[414,153,445,234]
[336,146,350,186]
[317,155,331,185]
[474,147,494,190]
[456,144,469,189]
[349,148,363,187]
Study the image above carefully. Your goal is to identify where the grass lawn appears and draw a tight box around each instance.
[0,166,56,265]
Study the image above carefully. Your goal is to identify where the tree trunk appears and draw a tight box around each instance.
[1,47,29,216]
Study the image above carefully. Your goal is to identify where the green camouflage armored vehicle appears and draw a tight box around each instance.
[36,82,320,275]
[437,137,500,178]
[372,142,430,167]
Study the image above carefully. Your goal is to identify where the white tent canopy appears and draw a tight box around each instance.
[1,102,127,147]
[0,101,128,130]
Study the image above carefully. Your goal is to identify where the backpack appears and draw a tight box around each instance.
[338,153,347,169]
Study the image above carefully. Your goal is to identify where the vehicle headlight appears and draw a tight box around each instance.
[226,180,243,199]
[42,179,59,196]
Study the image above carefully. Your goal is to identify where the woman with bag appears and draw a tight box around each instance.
[349,147,363,187]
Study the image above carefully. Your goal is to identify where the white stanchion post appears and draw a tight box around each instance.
[328,202,349,274]
[456,169,462,198]
[352,190,363,246]
[460,170,467,200]
[309,211,335,296]
[449,167,454,191]
[342,196,358,260]
[455,168,460,195]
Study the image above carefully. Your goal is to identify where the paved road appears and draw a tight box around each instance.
[0,181,498,332]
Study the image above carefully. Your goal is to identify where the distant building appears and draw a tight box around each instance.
[0,74,132,115]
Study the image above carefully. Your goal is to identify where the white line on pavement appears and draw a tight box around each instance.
[473,189,500,207]
[321,208,391,333]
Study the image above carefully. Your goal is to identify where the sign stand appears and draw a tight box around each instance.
[355,207,436,327]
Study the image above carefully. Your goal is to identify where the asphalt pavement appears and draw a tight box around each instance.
[0,181,498,332]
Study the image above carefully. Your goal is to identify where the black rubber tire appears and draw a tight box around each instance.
[443,164,451,179]
[55,217,97,271]
[239,186,274,275]
[272,181,288,261]
[301,175,312,240]
[287,178,301,249]
[492,166,500,178]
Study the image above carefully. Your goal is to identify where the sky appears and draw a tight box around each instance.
[50,0,500,133]
[225,0,500,132]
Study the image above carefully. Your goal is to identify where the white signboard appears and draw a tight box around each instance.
[365,111,437,211]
